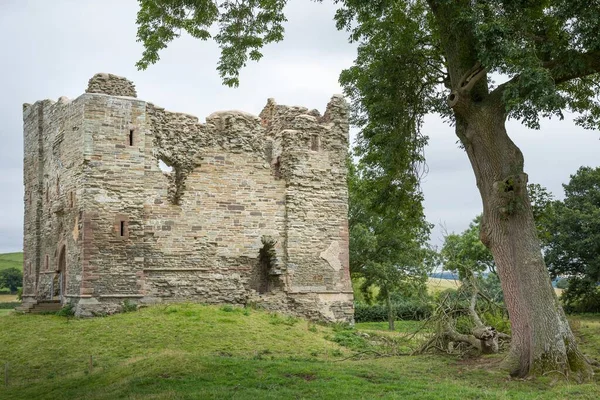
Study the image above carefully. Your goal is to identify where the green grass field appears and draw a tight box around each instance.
[0,253,22,272]
[0,253,23,294]
[0,304,598,399]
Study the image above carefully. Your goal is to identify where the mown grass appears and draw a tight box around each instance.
[0,304,598,399]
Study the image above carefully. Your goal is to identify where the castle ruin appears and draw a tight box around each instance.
[21,73,354,321]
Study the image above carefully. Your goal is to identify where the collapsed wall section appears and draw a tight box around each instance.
[139,105,287,304]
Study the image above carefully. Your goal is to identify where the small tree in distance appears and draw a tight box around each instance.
[0,267,22,294]
[349,160,433,331]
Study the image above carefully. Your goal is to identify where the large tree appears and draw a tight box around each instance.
[135,0,598,379]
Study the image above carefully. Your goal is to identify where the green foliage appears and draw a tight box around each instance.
[136,0,287,87]
[354,299,433,322]
[56,304,75,317]
[545,166,600,313]
[220,304,235,312]
[122,300,138,313]
[556,278,570,290]
[0,302,20,310]
[0,267,22,294]
[348,159,434,308]
[268,313,299,326]
[328,327,369,351]
[528,183,555,243]
[441,215,495,279]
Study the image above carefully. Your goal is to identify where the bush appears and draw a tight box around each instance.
[122,299,138,313]
[56,304,75,317]
[556,278,569,290]
[354,299,433,322]
[0,267,22,293]
[0,302,20,309]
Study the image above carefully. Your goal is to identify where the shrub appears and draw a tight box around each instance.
[0,302,20,309]
[0,267,22,294]
[56,304,75,317]
[122,299,138,313]
[354,298,433,322]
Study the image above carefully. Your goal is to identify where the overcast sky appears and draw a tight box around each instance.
[1,0,598,253]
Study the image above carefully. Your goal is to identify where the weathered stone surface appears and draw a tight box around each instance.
[22,74,353,322]
[85,73,137,98]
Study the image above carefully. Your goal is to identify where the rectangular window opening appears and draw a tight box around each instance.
[129,129,134,146]
[120,220,126,237]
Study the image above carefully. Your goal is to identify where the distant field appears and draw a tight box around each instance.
[427,277,461,293]
[0,252,23,272]
[0,294,18,302]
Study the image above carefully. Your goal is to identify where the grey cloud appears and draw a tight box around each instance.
[1,0,599,254]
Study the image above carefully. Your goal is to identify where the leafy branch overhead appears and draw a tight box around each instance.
[136,0,287,87]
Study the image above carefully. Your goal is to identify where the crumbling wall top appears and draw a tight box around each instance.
[86,73,137,98]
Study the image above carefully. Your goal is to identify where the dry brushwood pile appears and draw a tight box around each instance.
[417,277,511,357]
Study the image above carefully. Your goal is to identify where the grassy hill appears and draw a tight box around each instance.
[0,252,22,272]
[0,304,598,399]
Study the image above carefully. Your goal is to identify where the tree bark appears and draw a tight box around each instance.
[458,101,593,380]
[386,292,395,331]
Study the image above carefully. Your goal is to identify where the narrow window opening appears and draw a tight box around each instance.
[56,176,60,195]
[120,221,126,237]
[310,135,321,151]
[45,254,49,271]
[46,183,49,202]
[129,129,134,146]
[69,191,74,207]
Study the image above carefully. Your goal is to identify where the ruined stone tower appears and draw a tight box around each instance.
[22,73,354,321]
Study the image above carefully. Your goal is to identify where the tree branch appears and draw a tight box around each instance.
[447,62,487,111]
[492,50,600,100]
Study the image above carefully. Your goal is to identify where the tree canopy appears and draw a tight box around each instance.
[349,158,433,330]
[545,166,600,312]
[0,267,22,294]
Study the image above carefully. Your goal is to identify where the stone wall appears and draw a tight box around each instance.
[22,96,86,303]
[23,74,354,321]
[85,73,137,98]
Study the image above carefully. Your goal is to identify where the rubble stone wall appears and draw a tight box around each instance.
[22,96,86,304]
[85,73,137,98]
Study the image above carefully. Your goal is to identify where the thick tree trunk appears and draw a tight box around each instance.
[458,104,593,380]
